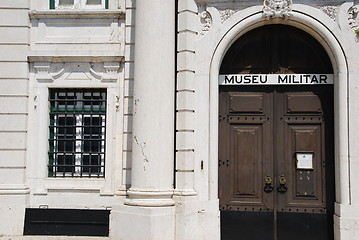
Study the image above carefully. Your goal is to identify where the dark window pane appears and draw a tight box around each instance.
[84,117,102,135]
[83,140,101,152]
[59,0,74,5]
[57,140,75,152]
[57,155,75,174]
[87,0,102,5]
[82,155,102,176]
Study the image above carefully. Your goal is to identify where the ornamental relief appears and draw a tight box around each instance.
[34,62,120,83]
[319,5,339,21]
[348,5,359,34]
[218,8,240,23]
[200,11,213,35]
[263,0,293,19]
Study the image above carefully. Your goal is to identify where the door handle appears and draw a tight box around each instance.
[277,175,288,193]
[264,176,274,193]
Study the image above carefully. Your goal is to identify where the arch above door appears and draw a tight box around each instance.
[196,6,349,239]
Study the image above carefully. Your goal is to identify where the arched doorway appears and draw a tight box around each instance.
[218,25,335,240]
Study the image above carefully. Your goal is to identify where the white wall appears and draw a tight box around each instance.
[0,0,30,235]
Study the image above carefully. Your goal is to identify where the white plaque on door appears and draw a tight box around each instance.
[296,152,314,170]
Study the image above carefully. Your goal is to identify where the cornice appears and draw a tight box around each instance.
[28,53,124,63]
[29,9,125,19]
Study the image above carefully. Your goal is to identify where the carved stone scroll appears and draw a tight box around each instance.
[348,5,359,34]
[200,11,212,35]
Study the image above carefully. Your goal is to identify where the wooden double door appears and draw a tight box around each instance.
[219,85,334,240]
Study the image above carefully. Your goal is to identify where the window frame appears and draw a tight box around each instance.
[48,89,107,178]
[50,0,109,9]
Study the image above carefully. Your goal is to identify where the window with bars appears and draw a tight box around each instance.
[48,89,106,178]
[50,0,109,9]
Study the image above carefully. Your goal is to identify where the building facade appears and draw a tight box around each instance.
[0,0,359,239]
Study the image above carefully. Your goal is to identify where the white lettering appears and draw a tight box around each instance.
[219,74,333,85]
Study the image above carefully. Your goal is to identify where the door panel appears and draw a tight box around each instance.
[280,124,325,212]
[229,93,264,113]
[229,125,265,208]
[219,89,273,212]
[286,93,322,113]
[291,126,322,199]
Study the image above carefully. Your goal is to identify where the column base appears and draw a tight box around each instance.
[334,203,359,240]
[110,205,175,240]
[124,189,175,207]
[173,196,220,240]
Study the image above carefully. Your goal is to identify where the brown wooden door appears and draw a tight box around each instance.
[218,24,334,240]
[219,85,334,240]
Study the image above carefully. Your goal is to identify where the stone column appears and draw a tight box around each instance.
[125,0,175,207]
[110,1,175,239]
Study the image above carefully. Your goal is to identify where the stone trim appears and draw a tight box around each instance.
[29,10,125,19]
[28,55,123,63]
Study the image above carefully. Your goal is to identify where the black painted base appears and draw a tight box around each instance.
[23,208,110,236]
[220,211,333,240]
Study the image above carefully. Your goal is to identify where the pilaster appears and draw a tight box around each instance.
[175,0,198,198]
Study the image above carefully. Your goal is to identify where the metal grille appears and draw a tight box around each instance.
[48,89,106,177]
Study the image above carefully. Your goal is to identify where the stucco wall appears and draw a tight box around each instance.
[0,0,30,235]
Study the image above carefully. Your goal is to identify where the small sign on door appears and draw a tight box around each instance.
[296,152,314,170]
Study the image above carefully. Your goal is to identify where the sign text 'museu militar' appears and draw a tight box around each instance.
[219,74,334,85]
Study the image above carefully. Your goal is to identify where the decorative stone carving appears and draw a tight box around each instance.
[219,8,239,23]
[34,62,52,82]
[348,5,359,33]
[200,11,212,35]
[34,62,120,83]
[103,62,121,82]
[319,5,339,20]
[263,0,292,19]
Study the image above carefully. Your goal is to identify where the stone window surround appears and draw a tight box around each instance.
[27,56,124,198]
